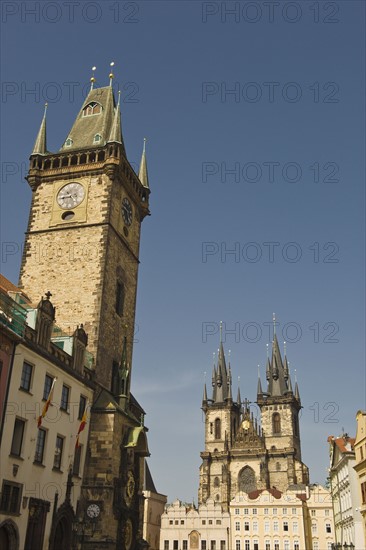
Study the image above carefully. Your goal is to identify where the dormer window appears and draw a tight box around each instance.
[82,102,102,117]
[94,134,102,144]
[65,138,73,147]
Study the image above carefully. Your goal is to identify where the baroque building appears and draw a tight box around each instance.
[2,67,152,550]
[328,434,364,548]
[353,411,366,543]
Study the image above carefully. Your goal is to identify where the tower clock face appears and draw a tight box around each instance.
[86,503,100,518]
[57,182,85,209]
[122,198,133,226]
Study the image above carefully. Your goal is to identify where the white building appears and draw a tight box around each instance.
[328,434,364,549]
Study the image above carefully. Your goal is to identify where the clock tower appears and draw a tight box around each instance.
[19,69,151,549]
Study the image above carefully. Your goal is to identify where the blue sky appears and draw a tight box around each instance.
[1,1,365,502]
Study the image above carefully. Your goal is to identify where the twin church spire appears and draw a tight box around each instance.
[31,65,149,189]
[202,319,301,410]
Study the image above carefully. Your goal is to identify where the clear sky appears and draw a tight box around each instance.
[1,1,365,503]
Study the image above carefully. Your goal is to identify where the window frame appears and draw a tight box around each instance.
[10,418,25,457]
[53,435,64,470]
[43,374,54,400]
[0,480,23,514]
[34,428,47,464]
[60,384,70,411]
[20,361,33,392]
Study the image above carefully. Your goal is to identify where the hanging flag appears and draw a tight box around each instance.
[75,402,88,448]
[37,378,56,428]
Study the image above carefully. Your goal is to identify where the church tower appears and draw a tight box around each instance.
[19,67,151,549]
[257,334,309,489]
[19,70,149,390]
[199,326,309,512]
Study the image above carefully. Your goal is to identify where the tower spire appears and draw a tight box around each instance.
[32,103,48,155]
[107,90,123,144]
[138,137,150,189]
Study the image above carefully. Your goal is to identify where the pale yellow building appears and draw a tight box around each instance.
[230,485,335,550]
[353,411,366,543]
[0,283,94,549]
[160,498,230,550]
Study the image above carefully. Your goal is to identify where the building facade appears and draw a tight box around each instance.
[0,282,94,549]
[161,335,334,550]
[353,411,366,543]
[328,434,364,549]
[2,67,152,549]
[161,498,230,550]
[199,336,309,512]
[143,462,167,550]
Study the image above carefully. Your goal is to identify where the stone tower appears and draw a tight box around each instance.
[199,333,309,512]
[257,334,309,489]
[19,71,151,549]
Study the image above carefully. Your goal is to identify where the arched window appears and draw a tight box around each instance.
[94,133,102,144]
[214,476,220,487]
[65,137,73,147]
[82,102,102,117]
[238,466,256,493]
[214,418,221,439]
[273,413,281,434]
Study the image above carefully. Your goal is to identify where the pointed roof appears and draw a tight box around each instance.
[266,334,297,398]
[32,104,48,155]
[202,383,208,405]
[237,387,242,406]
[209,342,233,404]
[107,90,124,148]
[138,138,149,188]
[60,86,124,152]
[257,375,263,397]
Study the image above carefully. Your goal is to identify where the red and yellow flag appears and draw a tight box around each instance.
[75,403,88,448]
[37,378,56,428]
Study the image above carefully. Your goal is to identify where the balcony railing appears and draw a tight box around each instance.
[0,291,27,338]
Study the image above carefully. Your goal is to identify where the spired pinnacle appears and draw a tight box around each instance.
[138,137,149,189]
[32,103,48,155]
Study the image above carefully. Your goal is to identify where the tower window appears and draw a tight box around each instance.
[65,137,73,147]
[214,476,220,487]
[82,102,102,116]
[272,412,281,434]
[115,282,125,316]
[214,418,221,439]
[94,133,102,143]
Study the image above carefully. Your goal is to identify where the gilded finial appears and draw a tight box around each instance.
[90,66,96,90]
[294,368,297,383]
[109,61,115,86]
[117,89,121,106]
[44,102,48,115]
[284,341,287,356]
[273,312,276,336]
[266,343,269,358]
[212,352,215,365]
[228,349,231,362]
[219,320,223,344]
[257,364,260,377]
[143,136,147,153]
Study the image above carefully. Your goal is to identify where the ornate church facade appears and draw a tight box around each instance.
[199,336,309,511]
